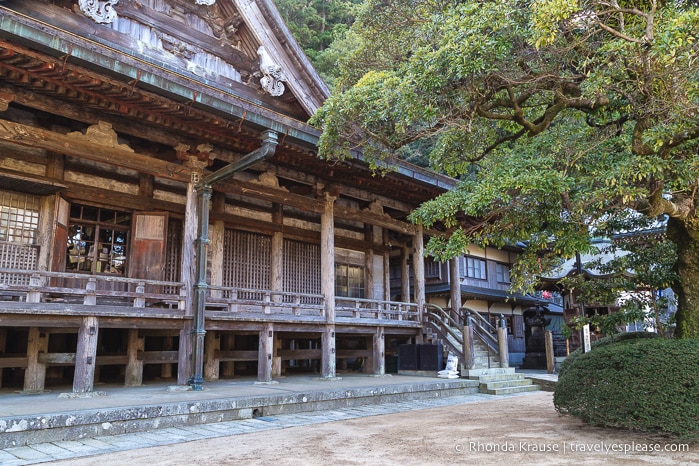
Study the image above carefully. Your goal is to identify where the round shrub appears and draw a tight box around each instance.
[557,331,659,378]
[554,336,699,440]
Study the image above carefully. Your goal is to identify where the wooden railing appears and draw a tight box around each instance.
[205,285,325,316]
[336,296,421,322]
[205,286,421,322]
[0,268,185,310]
[0,268,420,323]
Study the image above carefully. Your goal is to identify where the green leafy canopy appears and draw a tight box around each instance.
[310,0,699,337]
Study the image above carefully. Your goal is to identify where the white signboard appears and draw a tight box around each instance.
[582,324,592,353]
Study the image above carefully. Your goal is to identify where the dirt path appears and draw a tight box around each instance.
[52,392,697,465]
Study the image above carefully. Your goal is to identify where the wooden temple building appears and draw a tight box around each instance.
[0,0,534,394]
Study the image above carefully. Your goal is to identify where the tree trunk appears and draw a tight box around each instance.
[666,217,699,339]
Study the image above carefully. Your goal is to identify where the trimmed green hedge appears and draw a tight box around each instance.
[554,335,699,440]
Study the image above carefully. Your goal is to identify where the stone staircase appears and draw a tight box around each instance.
[423,305,539,395]
[465,367,539,395]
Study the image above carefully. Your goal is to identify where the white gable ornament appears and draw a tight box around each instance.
[78,0,119,24]
[257,46,287,97]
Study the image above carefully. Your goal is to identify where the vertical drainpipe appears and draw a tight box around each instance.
[188,130,279,390]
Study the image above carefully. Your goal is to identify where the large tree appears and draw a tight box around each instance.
[310,0,699,338]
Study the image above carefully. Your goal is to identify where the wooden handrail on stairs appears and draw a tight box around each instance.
[467,309,500,355]
[423,303,464,361]
[424,304,508,369]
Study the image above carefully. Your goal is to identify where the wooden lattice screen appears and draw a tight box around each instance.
[0,190,40,286]
[283,239,321,304]
[163,219,182,294]
[0,242,38,285]
[223,229,271,299]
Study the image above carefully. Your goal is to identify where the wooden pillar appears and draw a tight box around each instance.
[24,327,48,392]
[321,193,336,378]
[272,334,282,377]
[322,326,336,379]
[258,323,274,382]
[365,224,375,299]
[400,247,410,303]
[177,156,206,384]
[463,313,475,371]
[73,316,99,393]
[497,315,510,369]
[373,326,385,375]
[545,330,555,374]
[161,336,174,379]
[209,222,224,299]
[449,257,462,312]
[204,330,220,381]
[271,203,284,301]
[221,333,235,377]
[125,329,144,387]
[383,229,391,301]
[413,226,425,343]
[209,192,225,299]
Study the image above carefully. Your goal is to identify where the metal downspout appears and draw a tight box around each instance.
[189,130,279,390]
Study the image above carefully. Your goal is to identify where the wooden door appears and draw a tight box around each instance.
[128,212,168,282]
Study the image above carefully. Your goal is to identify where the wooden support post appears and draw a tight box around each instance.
[545,330,555,374]
[497,314,510,369]
[125,329,144,387]
[161,336,174,379]
[320,193,337,379]
[272,334,282,377]
[400,247,410,304]
[177,164,203,385]
[321,325,336,379]
[204,329,220,381]
[321,192,336,322]
[462,312,475,371]
[73,316,99,393]
[449,257,462,312]
[178,321,193,385]
[24,327,48,392]
[258,323,274,382]
[271,203,284,303]
[209,218,225,299]
[413,226,425,343]
[373,326,385,375]
[382,228,391,301]
[221,333,235,377]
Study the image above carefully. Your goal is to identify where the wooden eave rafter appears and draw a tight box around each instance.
[0,23,453,210]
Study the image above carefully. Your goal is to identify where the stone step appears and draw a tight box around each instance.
[480,378,534,390]
[480,384,540,396]
[465,367,516,377]
[472,373,525,383]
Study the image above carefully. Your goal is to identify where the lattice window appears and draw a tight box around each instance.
[0,190,39,245]
[0,190,40,285]
[223,229,271,299]
[66,204,130,275]
[283,239,320,304]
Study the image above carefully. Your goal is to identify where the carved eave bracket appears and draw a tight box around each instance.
[257,46,288,97]
[78,0,119,24]
[68,121,134,152]
[0,92,15,112]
